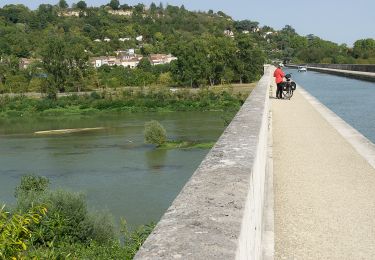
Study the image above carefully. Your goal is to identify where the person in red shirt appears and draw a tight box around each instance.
[274,64,285,99]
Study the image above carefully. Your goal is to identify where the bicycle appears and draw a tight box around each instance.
[282,74,297,100]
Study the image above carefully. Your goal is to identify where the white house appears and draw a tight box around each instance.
[136,35,143,41]
[115,49,137,59]
[108,10,133,16]
[19,58,40,69]
[115,49,135,55]
[263,31,274,38]
[94,39,102,42]
[224,30,234,38]
[149,54,177,65]
[165,54,178,63]
[58,10,86,17]
[119,37,131,42]
[120,57,141,68]
[91,53,143,69]
[91,56,120,68]
[104,37,111,42]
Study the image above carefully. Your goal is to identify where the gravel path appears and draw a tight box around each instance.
[273,89,375,259]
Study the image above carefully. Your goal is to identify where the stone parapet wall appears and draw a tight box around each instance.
[287,64,375,82]
[134,66,273,260]
[308,64,375,73]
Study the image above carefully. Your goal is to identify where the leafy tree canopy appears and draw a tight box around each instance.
[108,0,120,10]
[76,0,87,10]
[58,0,69,9]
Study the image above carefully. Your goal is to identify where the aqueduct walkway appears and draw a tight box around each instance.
[272,87,375,259]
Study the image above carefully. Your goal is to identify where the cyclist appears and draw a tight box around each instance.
[274,63,285,99]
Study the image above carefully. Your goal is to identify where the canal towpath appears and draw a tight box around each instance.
[272,86,375,259]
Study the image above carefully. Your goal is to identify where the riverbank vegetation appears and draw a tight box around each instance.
[0,87,248,118]
[1,175,154,259]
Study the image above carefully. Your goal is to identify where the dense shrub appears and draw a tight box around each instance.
[90,91,102,99]
[16,189,115,245]
[144,120,167,146]
[15,174,49,198]
[26,221,155,259]
[4,174,155,259]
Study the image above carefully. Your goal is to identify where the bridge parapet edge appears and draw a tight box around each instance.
[134,65,273,260]
[308,63,375,73]
[287,64,375,82]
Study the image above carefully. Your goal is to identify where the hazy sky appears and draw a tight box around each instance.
[1,0,374,46]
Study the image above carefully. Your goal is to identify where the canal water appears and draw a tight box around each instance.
[0,111,230,227]
[285,68,375,144]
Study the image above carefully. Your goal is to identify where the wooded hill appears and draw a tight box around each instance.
[0,1,374,95]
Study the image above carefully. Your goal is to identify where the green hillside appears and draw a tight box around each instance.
[0,1,374,96]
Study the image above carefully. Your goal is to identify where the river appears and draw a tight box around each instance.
[0,111,230,227]
[285,68,375,144]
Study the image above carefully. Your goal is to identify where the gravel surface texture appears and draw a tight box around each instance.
[273,89,375,260]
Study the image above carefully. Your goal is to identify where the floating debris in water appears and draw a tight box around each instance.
[34,127,105,135]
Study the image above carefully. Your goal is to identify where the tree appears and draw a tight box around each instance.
[66,43,91,92]
[58,0,69,9]
[108,0,120,10]
[205,36,237,86]
[132,3,144,20]
[137,58,152,72]
[76,1,87,10]
[35,4,57,29]
[4,74,29,93]
[0,55,21,88]
[217,11,231,19]
[170,38,210,87]
[353,38,375,59]
[40,36,69,98]
[234,35,265,83]
[157,72,173,86]
[234,20,259,32]
[0,4,31,24]
[120,4,131,10]
[281,25,296,35]
[150,2,157,13]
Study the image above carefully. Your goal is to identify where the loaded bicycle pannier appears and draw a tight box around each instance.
[291,82,297,91]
